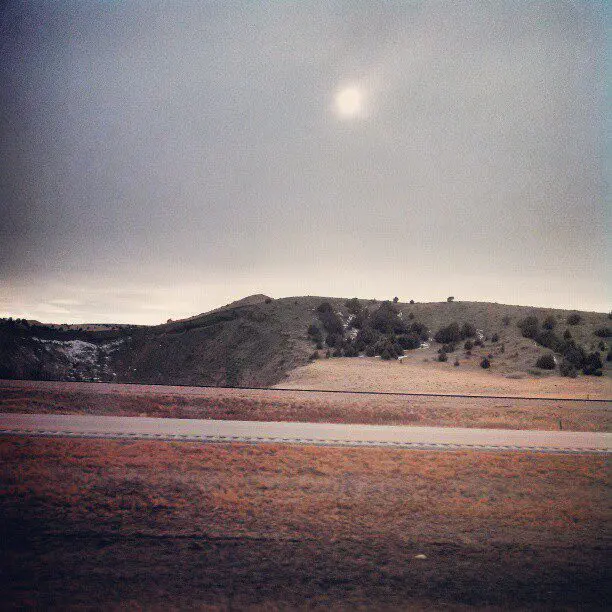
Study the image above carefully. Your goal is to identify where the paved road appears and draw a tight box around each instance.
[0,413,609,453]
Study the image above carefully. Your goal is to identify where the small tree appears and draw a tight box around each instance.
[480,357,491,369]
[559,360,577,377]
[409,299,415,304]
[447,296,454,302]
[535,354,555,370]
[393,296,399,303]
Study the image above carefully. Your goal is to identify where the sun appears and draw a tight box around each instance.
[334,86,363,119]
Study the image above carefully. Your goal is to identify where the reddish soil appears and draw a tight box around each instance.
[1,379,609,432]
[1,437,610,609]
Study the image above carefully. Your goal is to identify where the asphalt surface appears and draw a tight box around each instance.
[0,413,609,453]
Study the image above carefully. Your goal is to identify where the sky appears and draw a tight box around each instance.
[0,1,609,324]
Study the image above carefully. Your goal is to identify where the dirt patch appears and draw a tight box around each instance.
[1,437,610,609]
[1,379,610,431]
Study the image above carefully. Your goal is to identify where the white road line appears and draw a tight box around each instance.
[0,413,610,454]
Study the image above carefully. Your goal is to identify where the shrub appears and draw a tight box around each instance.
[408,312,415,320]
[393,296,399,303]
[332,347,343,357]
[473,339,483,347]
[559,360,577,377]
[434,322,461,344]
[567,313,581,325]
[318,308,344,335]
[315,341,323,350]
[437,351,448,362]
[370,302,407,335]
[265,298,272,304]
[582,352,603,376]
[409,299,415,304]
[380,348,393,360]
[409,322,429,340]
[307,324,322,340]
[325,333,342,348]
[563,328,572,340]
[535,330,563,353]
[453,359,460,367]
[365,345,376,357]
[535,354,556,370]
[518,316,539,339]
[344,298,362,315]
[480,357,491,369]
[594,327,611,338]
[563,342,586,367]
[491,333,499,343]
[355,327,379,346]
[447,296,454,302]
[464,340,473,351]
[461,322,477,338]
[542,315,556,330]
[317,302,333,313]
[397,333,421,350]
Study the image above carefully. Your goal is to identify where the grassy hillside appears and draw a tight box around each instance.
[0,296,610,387]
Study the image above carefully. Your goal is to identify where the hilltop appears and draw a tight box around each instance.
[0,295,610,391]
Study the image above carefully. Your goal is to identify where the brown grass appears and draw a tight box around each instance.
[1,379,610,432]
[1,436,610,609]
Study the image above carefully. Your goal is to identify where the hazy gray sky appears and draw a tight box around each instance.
[1,1,609,323]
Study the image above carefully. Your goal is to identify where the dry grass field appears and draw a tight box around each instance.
[1,436,610,609]
[1,379,610,431]
[279,354,612,399]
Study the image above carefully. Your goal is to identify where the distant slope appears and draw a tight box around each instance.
[0,296,610,387]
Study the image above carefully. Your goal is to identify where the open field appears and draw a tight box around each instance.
[279,355,612,399]
[1,379,610,431]
[1,436,609,609]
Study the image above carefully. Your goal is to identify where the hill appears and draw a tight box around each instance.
[0,296,610,389]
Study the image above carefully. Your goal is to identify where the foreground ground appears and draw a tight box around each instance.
[1,437,610,609]
[1,379,609,432]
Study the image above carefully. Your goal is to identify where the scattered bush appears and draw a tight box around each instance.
[453,359,460,367]
[542,315,556,330]
[518,316,539,339]
[559,360,577,377]
[464,340,473,351]
[567,313,581,325]
[594,327,611,338]
[370,301,407,335]
[438,351,448,362]
[480,357,491,369]
[344,298,362,315]
[325,333,342,348]
[434,322,461,344]
[582,352,603,376]
[535,354,556,370]
[318,305,344,336]
[491,333,499,343]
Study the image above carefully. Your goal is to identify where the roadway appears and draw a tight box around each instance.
[0,413,609,453]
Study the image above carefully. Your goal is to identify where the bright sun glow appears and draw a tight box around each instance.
[335,86,363,118]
